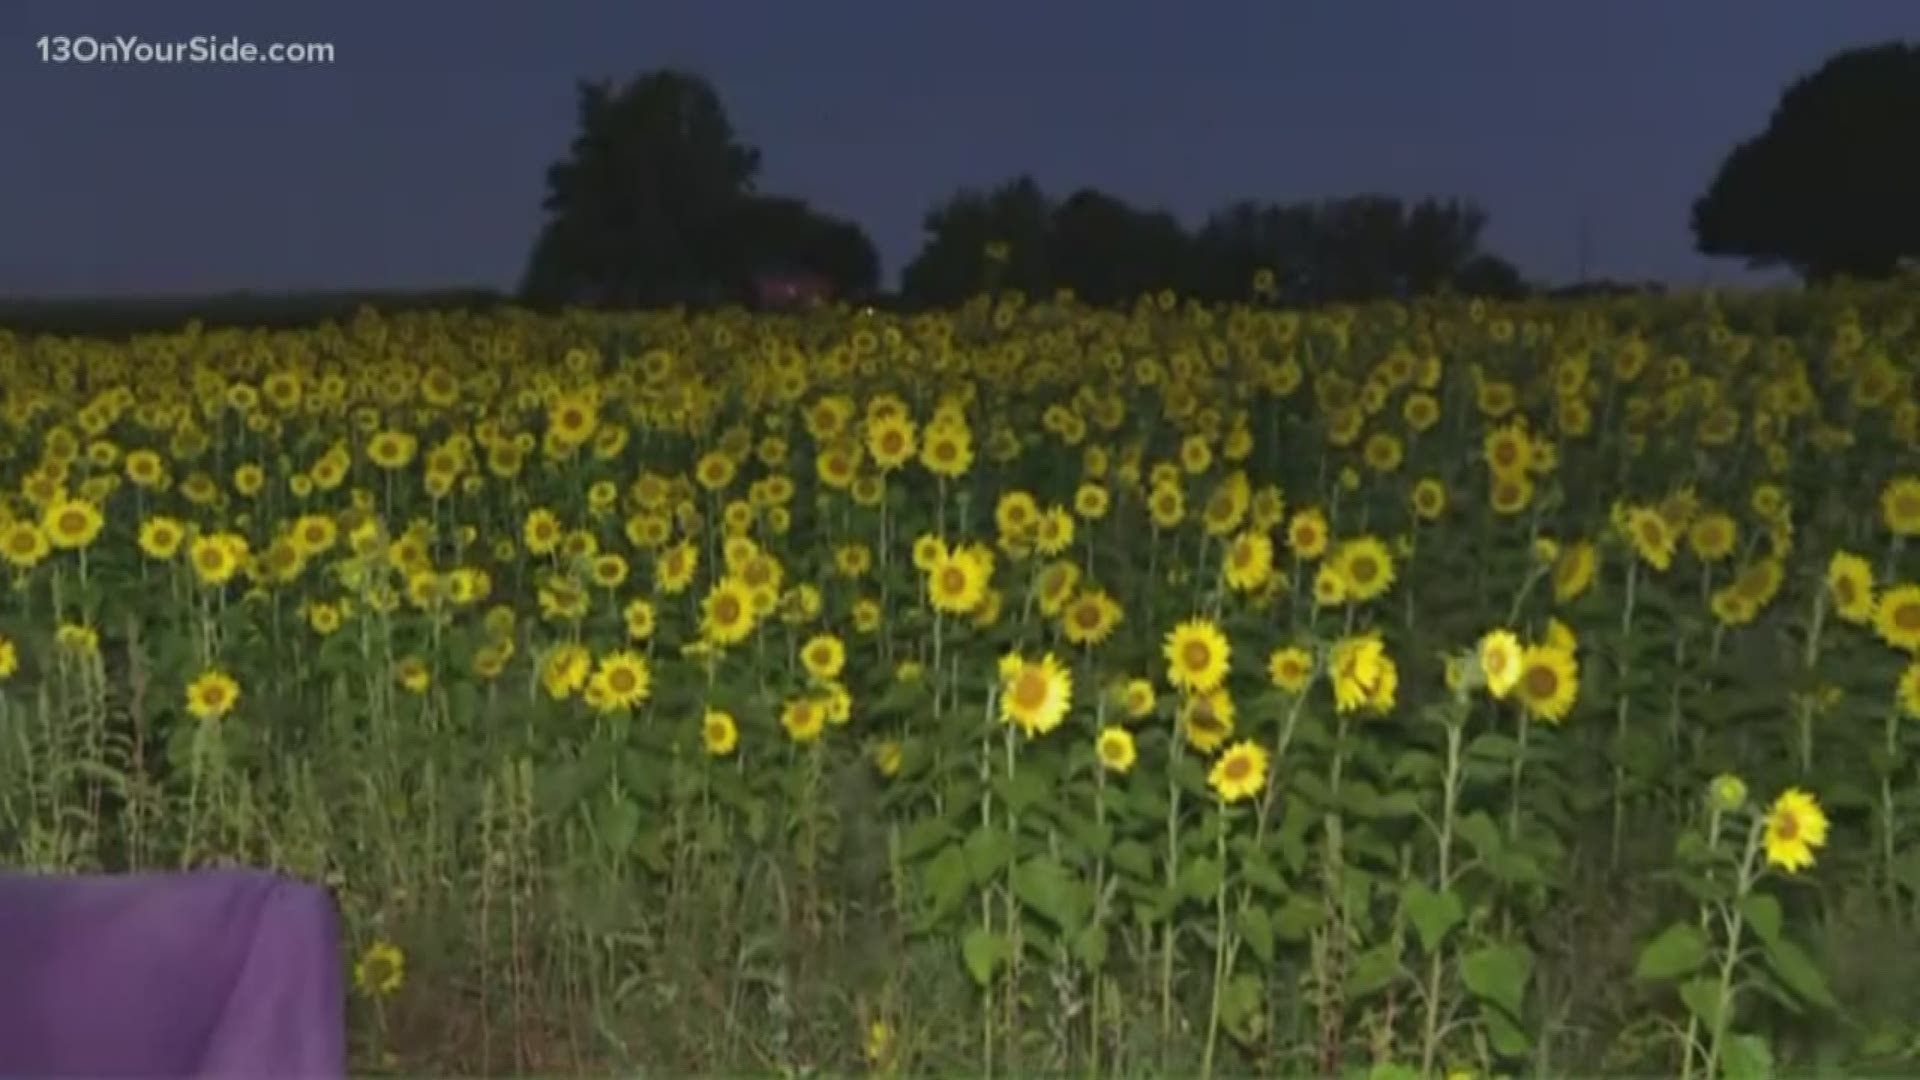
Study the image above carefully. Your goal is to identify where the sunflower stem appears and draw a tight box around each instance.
[1200,805,1229,1079]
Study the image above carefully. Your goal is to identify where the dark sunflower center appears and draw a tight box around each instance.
[1525,665,1558,699]
[1182,641,1212,671]
[1897,603,1920,633]
[1011,670,1049,711]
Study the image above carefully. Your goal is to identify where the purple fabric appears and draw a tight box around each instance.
[0,869,348,1079]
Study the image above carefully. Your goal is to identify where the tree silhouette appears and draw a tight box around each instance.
[903,182,1520,306]
[1048,188,1191,304]
[723,196,881,298]
[1183,194,1516,302]
[522,69,884,305]
[900,177,1055,303]
[1693,41,1920,281]
[521,70,761,305]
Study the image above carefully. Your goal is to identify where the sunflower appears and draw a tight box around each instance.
[1876,584,1920,652]
[780,696,827,744]
[290,514,338,556]
[1330,634,1397,714]
[1164,619,1231,696]
[366,430,417,471]
[872,739,904,778]
[522,508,562,556]
[186,669,241,722]
[470,638,514,680]
[701,576,759,646]
[920,422,974,478]
[1686,512,1738,563]
[1286,508,1329,560]
[835,543,874,578]
[1201,474,1251,537]
[393,656,431,695]
[801,633,847,682]
[579,553,625,591]
[1121,678,1156,719]
[1483,422,1533,476]
[1034,560,1080,616]
[623,598,656,641]
[41,496,104,551]
[865,415,918,470]
[812,443,858,489]
[1096,726,1137,773]
[1222,530,1274,593]
[55,623,99,658]
[1711,587,1757,627]
[1146,482,1185,530]
[1362,432,1403,473]
[1552,542,1597,603]
[353,940,406,999]
[1762,788,1829,874]
[1031,507,1075,557]
[1334,537,1396,603]
[541,643,592,700]
[1544,618,1579,655]
[655,541,699,595]
[1312,565,1348,607]
[1707,773,1749,813]
[1000,652,1073,738]
[1898,663,1920,721]
[699,710,738,756]
[0,520,50,570]
[1410,479,1447,522]
[1267,646,1314,694]
[695,451,738,492]
[547,393,599,448]
[987,490,1035,543]
[124,449,168,488]
[1209,741,1269,804]
[1514,646,1578,723]
[1478,630,1524,699]
[1179,434,1213,474]
[590,652,652,712]
[1073,483,1110,520]
[910,534,948,572]
[307,602,344,636]
[1621,507,1676,572]
[189,533,248,586]
[0,633,17,681]
[1826,551,1875,625]
[1882,477,1920,537]
[1060,588,1123,647]
[1181,689,1236,752]
[927,547,989,615]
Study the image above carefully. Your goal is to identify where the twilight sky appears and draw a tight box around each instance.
[2,2,1912,297]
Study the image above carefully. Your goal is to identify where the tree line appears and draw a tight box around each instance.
[523,41,1920,308]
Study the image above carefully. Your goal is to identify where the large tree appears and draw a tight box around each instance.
[521,70,762,305]
[899,176,1055,303]
[723,196,881,297]
[1047,188,1192,304]
[1692,41,1920,281]
[522,69,883,306]
[1188,195,1513,302]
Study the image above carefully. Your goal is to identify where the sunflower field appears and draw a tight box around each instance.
[2,288,1919,1077]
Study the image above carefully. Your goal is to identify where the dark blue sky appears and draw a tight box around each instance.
[3,2,1912,297]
